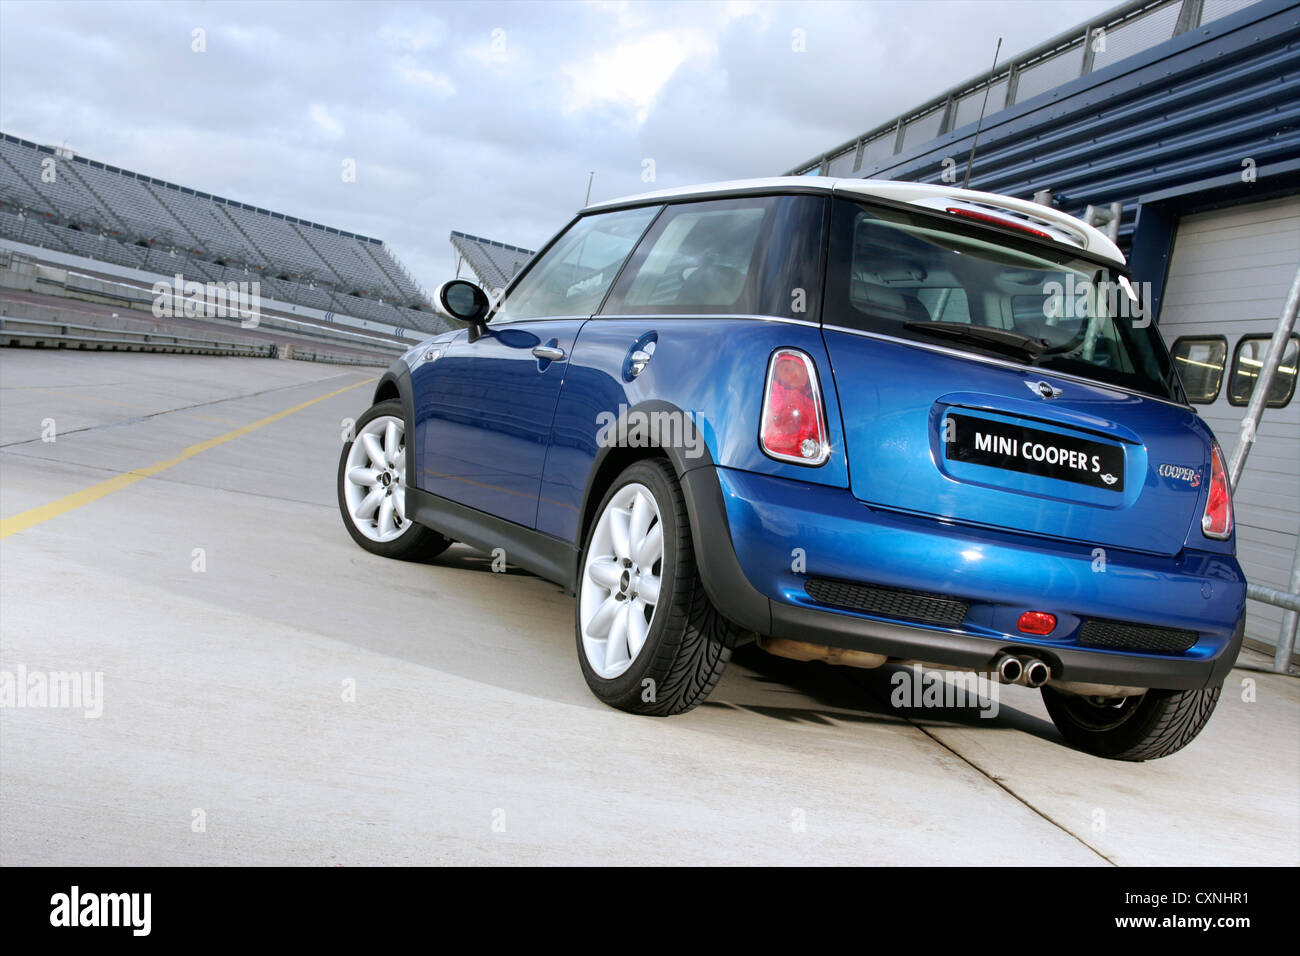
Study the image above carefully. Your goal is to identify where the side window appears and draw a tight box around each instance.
[1170,336,1228,404]
[1228,334,1299,408]
[601,195,825,318]
[493,205,659,322]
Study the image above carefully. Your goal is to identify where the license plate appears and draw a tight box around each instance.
[945,413,1125,491]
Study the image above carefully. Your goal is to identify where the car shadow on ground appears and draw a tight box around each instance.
[423,542,541,578]
[401,543,1065,749]
[719,644,1064,746]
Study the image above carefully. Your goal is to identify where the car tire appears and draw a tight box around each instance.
[575,459,736,716]
[337,399,451,561]
[1041,683,1222,761]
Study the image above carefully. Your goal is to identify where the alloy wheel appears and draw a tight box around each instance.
[342,415,408,542]
[579,482,664,679]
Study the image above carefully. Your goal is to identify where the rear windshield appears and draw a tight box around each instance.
[823,198,1185,402]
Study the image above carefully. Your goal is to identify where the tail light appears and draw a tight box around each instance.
[1201,444,1234,540]
[760,348,830,465]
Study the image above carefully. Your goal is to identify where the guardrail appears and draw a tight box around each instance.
[1,315,274,357]
[0,315,388,366]
[1,247,415,352]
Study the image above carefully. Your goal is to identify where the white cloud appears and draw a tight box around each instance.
[397,66,456,96]
[308,103,345,139]
[562,29,715,124]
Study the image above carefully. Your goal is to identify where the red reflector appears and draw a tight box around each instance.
[760,349,829,465]
[945,206,1053,240]
[1201,444,1234,539]
[1017,611,1057,635]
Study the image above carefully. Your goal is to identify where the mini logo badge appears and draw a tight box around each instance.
[1100,472,1118,485]
[1026,380,1062,400]
[1157,463,1201,487]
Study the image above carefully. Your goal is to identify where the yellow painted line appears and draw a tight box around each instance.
[0,376,375,539]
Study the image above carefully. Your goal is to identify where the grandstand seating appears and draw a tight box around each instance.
[449,230,534,293]
[0,133,449,333]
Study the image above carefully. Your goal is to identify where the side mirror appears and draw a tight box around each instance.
[434,279,490,330]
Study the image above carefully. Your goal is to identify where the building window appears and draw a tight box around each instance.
[1227,334,1299,408]
[1170,336,1228,404]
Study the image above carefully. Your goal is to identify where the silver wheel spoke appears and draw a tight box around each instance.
[348,466,381,487]
[603,603,630,671]
[634,522,662,569]
[361,432,387,470]
[588,594,622,638]
[378,496,396,537]
[383,420,401,467]
[354,486,384,519]
[627,600,649,658]
[394,486,406,521]
[610,507,632,562]
[638,575,661,606]
[587,557,623,592]
[629,492,652,552]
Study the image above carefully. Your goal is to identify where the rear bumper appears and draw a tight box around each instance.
[681,465,1246,690]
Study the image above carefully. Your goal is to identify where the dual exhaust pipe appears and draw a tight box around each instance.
[996,654,1050,688]
[758,637,1053,689]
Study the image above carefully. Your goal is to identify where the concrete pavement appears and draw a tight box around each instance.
[1,350,1296,865]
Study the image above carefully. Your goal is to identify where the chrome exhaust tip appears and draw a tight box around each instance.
[996,655,1023,684]
[1023,659,1050,688]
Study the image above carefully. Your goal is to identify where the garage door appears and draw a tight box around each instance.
[1158,194,1300,655]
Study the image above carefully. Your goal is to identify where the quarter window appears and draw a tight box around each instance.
[1170,336,1228,404]
[1228,334,1299,408]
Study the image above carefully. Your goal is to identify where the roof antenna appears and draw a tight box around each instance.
[961,36,1002,191]
[584,171,595,206]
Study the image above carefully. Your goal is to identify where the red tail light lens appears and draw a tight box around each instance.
[760,349,829,465]
[1202,444,1234,540]
[1017,611,1057,635]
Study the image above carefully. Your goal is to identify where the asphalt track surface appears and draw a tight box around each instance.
[1,351,1296,865]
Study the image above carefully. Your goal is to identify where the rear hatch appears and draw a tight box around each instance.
[820,196,1206,556]
[823,333,1208,555]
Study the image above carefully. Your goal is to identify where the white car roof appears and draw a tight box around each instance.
[583,176,1126,266]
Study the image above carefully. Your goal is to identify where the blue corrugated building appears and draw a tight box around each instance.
[789,0,1300,656]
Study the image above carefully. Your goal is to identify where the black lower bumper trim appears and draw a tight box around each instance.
[768,600,1242,691]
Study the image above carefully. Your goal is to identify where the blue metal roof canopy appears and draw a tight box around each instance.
[787,0,1300,322]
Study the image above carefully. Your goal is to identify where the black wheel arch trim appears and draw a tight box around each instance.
[573,400,772,634]
[372,360,417,494]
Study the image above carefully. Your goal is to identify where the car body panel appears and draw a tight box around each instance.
[821,329,1217,556]
[537,316,849,541]
[413,318,585,527]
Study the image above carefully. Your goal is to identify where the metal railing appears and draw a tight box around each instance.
[0,315,274,357]
[1227,264,1300,673]
[0,315,390,367]
[785,0,1260,177]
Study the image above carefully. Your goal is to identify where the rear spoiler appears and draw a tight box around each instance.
[834,181,1126,266]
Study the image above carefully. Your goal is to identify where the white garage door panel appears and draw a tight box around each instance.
[1158,194,1300,653]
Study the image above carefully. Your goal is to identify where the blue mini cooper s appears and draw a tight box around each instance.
[338,178,1245,761]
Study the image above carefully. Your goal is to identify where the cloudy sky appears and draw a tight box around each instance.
[0,0,1115,291]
